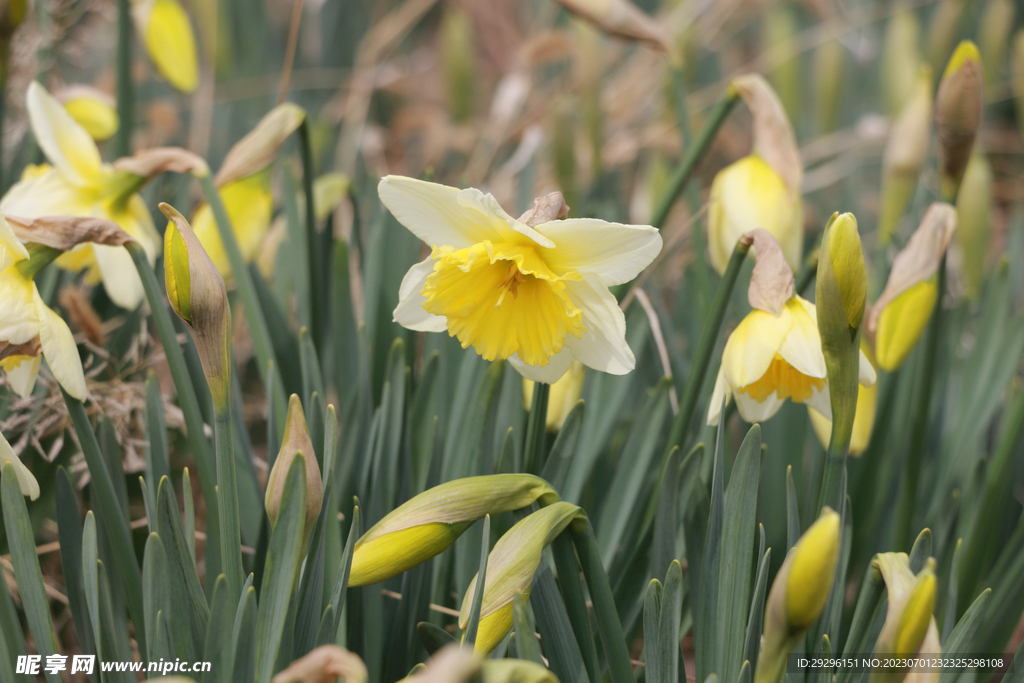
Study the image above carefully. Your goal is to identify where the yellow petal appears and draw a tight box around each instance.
[721,304,792,389]
[471,601,515,655]
[25,82,102,187]
[809,380,878,456]
[874,278,938,372]
[349,523,469,587]
[141,0,199,92]
[785,508,840,629]
[63,96,119,141]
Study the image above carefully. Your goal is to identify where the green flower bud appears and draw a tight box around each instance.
[349,475,559,587]
[954,153,993,299]
[264,395,324,541]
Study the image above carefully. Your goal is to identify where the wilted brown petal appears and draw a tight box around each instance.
[5,215,134,250]
[271,645,368,683]
[215,103,306,187]
[517,192,570,227]
[114,147,211,179]
[0,338,42,363]
[869,202,957,333]
[554,0,675,58]
[731,74,803,199]
[742,228,794,316]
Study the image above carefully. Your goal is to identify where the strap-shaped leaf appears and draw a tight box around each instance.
[142,533,172,663]
[204,575,236,683]
[55,468,97,669]
[232,586,258,683]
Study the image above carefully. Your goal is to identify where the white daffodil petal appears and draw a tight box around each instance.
[378,176,505,248]
[5,356,41,399]
[537,218,662,285]
[721,307,792,389]
[706,368,732,425]
[803,384,833,420]
[92,244,145,310]
[394,256,448,332]
[0,270,42,344]
[123,194,162,263]
[779,298,827,379]
[563,275,634,375]
[0,430,40,500]
[733,389,786,423]
[509,346,575,383]
[38,301,86,400]
[26,82,102,187]
[858,349,877,386]
[0,216,29,263]
[0,167,96,218]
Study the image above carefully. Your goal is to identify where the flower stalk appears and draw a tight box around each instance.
[114,0,133,159]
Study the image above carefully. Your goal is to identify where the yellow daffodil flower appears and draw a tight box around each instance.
[707,296,876,424]
[380,177,662,383]
[0,82,160,310]
[1,427,40,500]
[58,86,119,141]
[0,216,86,400]
[132,0,198,92]
[523,361,585,430]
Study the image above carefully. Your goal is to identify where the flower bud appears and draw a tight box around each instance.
[1,428,39,500]
[132,0,199,92]
[869,553,941,683]
[265,395,324,540]
[755,508,840,683]
[459,502,582,654]
[954,153,993,299]
[980,0,1014,95]
[161,203,232,405]
[56,86,118,141]
[349,475,559,587]
[271,645,367,683]
[879,67,932,244]
[523,362,585,431]
[215,103,306,187]
[868,203,956,371]
[881,5,921,115]
[935,41,983,200]
[821,213,867,332]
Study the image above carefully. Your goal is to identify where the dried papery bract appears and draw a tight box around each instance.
[935,41,983,200]
[755,508,841,683]
[554,0,675,60]
[270,645,367,683]
[5,215,136,253]
[215,103,307,187]
[265,394,324,540]
[742,229,794,317]
[731,74,802,199]
[868,203,957,371]
[517,191,570,227]
[161,203,232,406]
[114,147,211,181]
[879,67,932,244]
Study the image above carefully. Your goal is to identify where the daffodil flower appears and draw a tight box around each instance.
[0,216,86,400]
[707,296,876,424]
[380,177,662,383]
[1,427,40,500]
[0,82,160,310]
[131,0,199,92]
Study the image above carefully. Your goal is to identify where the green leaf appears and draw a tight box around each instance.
[550,533,600,682]
[815,636,831,683]
[530,562,591,683]
[786,465,800,552]
[96,560,136,683]
[645,579,665,683]
[55,468,97,669]
[143,533,172,663]
[417,622,456,655]
[293,479,332,658]
[145,372,170,511]
[0,558,27,682]
[299,327,327,417]
[660,560,684,683]
[204,575,236,683]
[695,409,726,683]
[909,528,932,573]
[255,455,308,683]
[513,591,545,666]
[463,514,491,647]
[541,400,585,492]
[329,504,359,644]
[938,589,991,683]
[523,381,550,475]
[82,513,103,666]
[232,586,258,683]
[316,605,337,647]
[183,468,196,563]
[743,547,771,671]
[1,463,61,683]
[942,539,963,641]
[156,475,209,659]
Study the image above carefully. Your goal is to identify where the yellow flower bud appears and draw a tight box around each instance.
[955,153,993,299]
[265,395,324,540]
[57,87,119,141]
[879,67,932,244]
[133,0,199,92]
[870,553,942,683]
[459,502,582,654]
[523,362,586,431]
[161,203,231,406]
[881,5,921,115]
[935,41,984,201]
[823,213,867,331]
[349,475,559,587]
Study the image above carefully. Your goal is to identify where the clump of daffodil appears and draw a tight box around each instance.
[935,41,983,201]
[131,0,198,92]
[349,474,559,587]
[381,181,662,383]
[955,153,993,299]
[162,203,232,407]
[1,428,39,500]
[0,82,162,309]
[868,203,957,372]
[707,229,875,425]
[265,394,324,540]
[754,508,841,683]
[189,103,306,281]
[0,214,100,401]
[869,553,941,683]
[879,67,932,244]
[708,74,803,275]
[524,361,585,431]
[56,86,119,142]
[809,342,878,456]
[459,502,583,654]
[881,5,921,115]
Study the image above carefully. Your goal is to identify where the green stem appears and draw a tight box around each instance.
[649,88,739,230]
[215,404,243,602]
[298,120,322,346]
[570,517,633,683]
[197,173,287,434]
[658,240,751,473]
[114,0,133,158]
[895,255,947,551]
[127,242,220,556]
[524,381,549,475]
